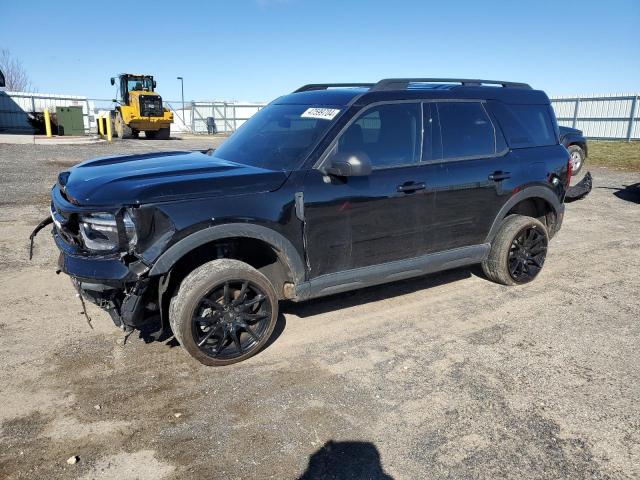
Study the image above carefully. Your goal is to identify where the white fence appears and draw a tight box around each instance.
[165,101,266,134]
[2,90,638,140]
[185,95,640,140]
[550,94,639,140]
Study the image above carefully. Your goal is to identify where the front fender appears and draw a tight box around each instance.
[148,223,306,284]
[562,134,588,155]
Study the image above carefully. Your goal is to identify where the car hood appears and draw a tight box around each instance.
[59,150,288,207]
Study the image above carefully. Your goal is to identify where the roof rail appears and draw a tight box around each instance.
[370,78,532,91]
[294,83,375,93]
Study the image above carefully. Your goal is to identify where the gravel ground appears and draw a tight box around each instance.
[0,139,639,479]
[0,136,225,207]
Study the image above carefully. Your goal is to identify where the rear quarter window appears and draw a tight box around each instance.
[489,102,557,148]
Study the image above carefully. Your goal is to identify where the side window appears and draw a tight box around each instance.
[335,103,421,169]
[422,103,442,162]
[488,102,556,148]
[437,102,496,159]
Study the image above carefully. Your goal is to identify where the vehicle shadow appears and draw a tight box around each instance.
[262,312,287,351]
[136,312,287,353]
[138,266,474,351]
[598,183,640,204]
[298,440,394,480]
[282,266,474,319]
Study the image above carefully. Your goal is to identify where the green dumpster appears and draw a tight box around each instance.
[56,106,84,136]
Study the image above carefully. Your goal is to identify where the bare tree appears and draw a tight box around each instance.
[0,49,33,92]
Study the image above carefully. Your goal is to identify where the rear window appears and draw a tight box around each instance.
[436,102,496,159]
[489,102,556,148]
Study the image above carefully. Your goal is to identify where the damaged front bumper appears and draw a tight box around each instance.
[69,277,151,329]
[53,230,155,328]
[28,184,176,330]
[565,171,593,202]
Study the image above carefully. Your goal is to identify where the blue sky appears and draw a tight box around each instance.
[1,0,638,101]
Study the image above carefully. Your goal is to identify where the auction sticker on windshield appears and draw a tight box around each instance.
[301,108,341,121]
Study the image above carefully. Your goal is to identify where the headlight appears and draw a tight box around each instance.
[79,211,137,252]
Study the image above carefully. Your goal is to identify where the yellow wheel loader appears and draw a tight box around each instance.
[110,74,173,139]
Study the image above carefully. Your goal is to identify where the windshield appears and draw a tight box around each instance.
[213,104,340,171]
[127,77,153,92]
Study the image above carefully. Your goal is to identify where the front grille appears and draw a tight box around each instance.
[139,95,163,117]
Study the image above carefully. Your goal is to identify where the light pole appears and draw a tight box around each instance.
[177,76,185,130]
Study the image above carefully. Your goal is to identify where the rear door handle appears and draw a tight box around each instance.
[397,182,426,193]
[488,171,511,181]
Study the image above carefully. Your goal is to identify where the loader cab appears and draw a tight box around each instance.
[111,74,157,105]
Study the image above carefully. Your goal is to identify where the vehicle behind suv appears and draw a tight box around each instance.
[558,125,588,176]
[40,78,571,366]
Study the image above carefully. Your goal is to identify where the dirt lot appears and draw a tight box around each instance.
[0,138,639,479]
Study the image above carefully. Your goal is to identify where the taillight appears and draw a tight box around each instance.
[566,153,573,186]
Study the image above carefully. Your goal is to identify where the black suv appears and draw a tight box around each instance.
[43,78,571,365]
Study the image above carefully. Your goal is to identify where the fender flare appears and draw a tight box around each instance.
[484,186,564,243]
[148,223,306,284]
[566,137,588,156]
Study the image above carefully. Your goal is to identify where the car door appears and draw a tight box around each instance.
[425,101,519,252]
[302,102,434,278]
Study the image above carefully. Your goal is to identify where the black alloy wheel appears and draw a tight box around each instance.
[191,279,272,361]
[170,259,279,366]
[507,226,548,283]
[482,214,550,286]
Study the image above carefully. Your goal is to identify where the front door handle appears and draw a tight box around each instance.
[488,171,511,181]
[397,182,426,193]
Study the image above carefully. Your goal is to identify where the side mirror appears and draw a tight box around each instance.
[110,77,115,86]
[0,69,5,88]
[153,81,157,89]
[326,151,372,177]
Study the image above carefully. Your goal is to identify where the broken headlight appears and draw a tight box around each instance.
[79,211,137,252]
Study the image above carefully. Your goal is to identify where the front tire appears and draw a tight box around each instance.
[482,215,549,286]
[568,145,585,176]
[169,259,279,366]
[115,112,133,139]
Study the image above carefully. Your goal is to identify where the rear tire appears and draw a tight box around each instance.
[482,215,549,286]
[156,127,170,140]
[169,259,279,366]
[145,127,169,140]
[568,145,585,176]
